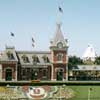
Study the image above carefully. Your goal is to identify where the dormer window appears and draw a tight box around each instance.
[22,55,30,63]
[32,55,39,64]
[57,53,63,61]
[57,42,63,48]
[7,52,14,60]
[42,55,50,63]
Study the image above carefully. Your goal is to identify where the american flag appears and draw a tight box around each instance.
[32,43,34,47]
[59,6,63,13]
[32,37,35,42]
[32,37,35,47]
[10,32,15,37]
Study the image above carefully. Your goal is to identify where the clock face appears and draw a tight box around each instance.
[57,42,63,48]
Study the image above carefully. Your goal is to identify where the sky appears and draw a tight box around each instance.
[0,0,100,57]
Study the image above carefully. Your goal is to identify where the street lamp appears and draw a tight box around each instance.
[88,87,92,100]
[59,86,61,100]
[62,84,66,99]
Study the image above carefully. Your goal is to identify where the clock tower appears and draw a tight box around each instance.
[50,23,68,81]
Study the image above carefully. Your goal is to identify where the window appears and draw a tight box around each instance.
[42,69,48,79]
[5,68,12,81]
[42,55,49,63]
[22,69,26,76]
[22,55,30,63]
[7,52,14,60]
[57,53,63,61]
[43,69,47,76]
[27,68,30,73]
[32,55,39,63]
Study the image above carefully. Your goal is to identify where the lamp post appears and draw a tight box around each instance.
[88,87,92,100]
[62,84,66,99]
[59,86,61,100]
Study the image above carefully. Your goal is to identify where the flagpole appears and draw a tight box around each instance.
[56,0,63,25]
[59,86,61,100]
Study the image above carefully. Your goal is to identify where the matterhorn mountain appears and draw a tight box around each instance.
[82,44,97,62]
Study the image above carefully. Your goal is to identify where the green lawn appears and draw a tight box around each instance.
[68,86,100,100]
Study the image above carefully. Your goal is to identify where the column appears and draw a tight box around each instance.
[51,65,54,81]
[0,64,2,81]
[15,64,17,81]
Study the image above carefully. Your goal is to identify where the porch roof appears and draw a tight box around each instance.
[72,65,100,71]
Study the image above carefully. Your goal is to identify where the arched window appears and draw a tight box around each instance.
[32,55,39,63]
[5,68,12,81]
[42,55,49,63]
[56,68,63,81]
[42,69,48,77]
[57,53,63,61]
[22,68,26,76]
[22,55,30,63]
[7,52,14,60]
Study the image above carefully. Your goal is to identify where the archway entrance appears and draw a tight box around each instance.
[56,69,63,81]
[5,69,12,81]
[31,69,38,80]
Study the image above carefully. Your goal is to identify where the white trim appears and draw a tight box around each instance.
[15,64,17,81]
[0,64,2,81]
[51,65,54,80]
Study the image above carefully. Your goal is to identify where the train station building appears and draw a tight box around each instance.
[0,23,68,81]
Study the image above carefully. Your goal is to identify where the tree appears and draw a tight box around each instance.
[95,56,100,65]
[68,56,83,70]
